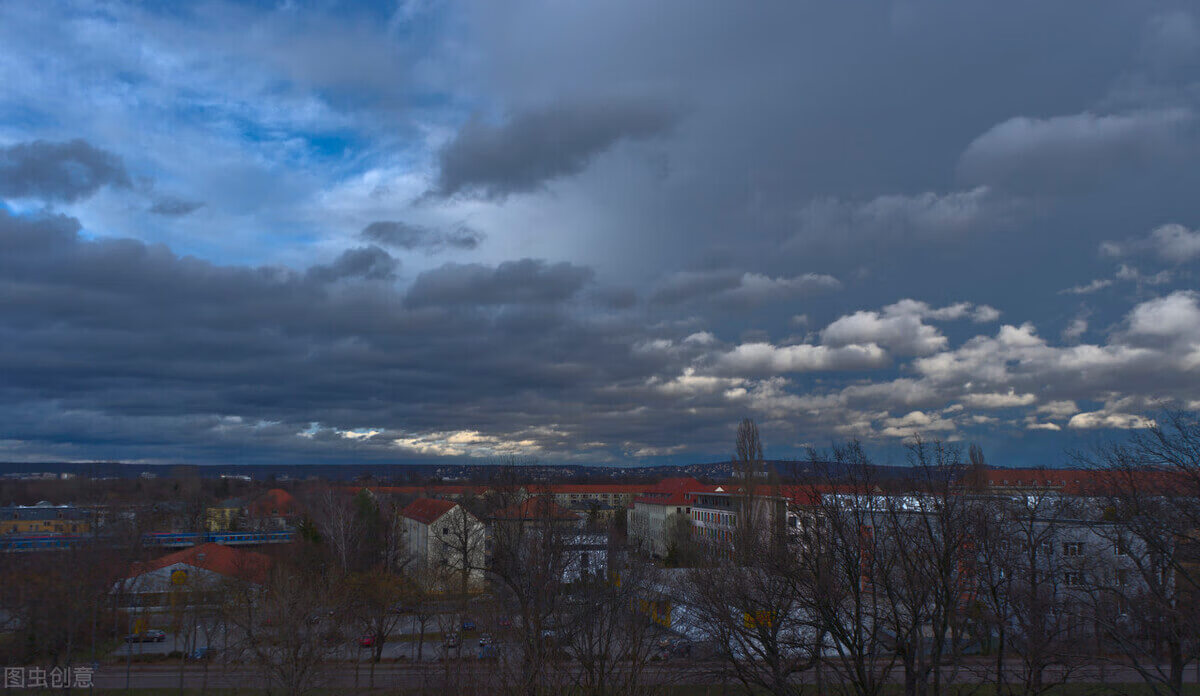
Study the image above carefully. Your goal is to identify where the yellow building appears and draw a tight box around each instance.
[0,503,89,535]
[204,498,243,531]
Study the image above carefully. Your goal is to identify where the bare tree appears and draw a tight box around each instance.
[1076,414,1200,696]
[681,420,820,695]
[801,443,898,696]
[223,560,340,696]
[872,439,976,696]
[971,484,1088,695]
[343,569,409,688]
[306,487,363,575]
[558,549,664,696]
[488,492,576,695]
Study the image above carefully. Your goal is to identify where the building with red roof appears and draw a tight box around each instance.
[117,543,272,610]
[399,498,486,593]
[628,477,704,558]
[491,496,583,522]
[246,488,301,530]
[399,497,458,525]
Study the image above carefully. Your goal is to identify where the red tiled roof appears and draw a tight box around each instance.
[633,490,693,506]
[400,498,458,525]
[492,496,581,521]
[128,543,271,583]
[247,488,299,517]
[633,477,705,506]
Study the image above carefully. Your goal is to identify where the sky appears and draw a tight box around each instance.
[2,0,1200,468]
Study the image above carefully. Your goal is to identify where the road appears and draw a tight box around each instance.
[89,660,1192,690]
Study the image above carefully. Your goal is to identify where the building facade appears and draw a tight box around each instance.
[399,498,488,593]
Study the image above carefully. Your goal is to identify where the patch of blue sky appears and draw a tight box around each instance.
[0,102,55,135]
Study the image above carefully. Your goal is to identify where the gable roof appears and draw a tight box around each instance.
[400,498,458,525]
[128,543,271,583]
[247,488,299,517]
[492,496,581,521]
[633,477,707,506]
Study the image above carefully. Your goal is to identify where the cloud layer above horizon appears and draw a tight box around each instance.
[2,0,1200,467]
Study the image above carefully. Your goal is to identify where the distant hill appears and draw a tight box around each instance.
[0,458,928,482]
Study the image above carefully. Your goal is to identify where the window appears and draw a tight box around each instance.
[442,527,450,535]
[1063,571,1085,587]
[1063,542,1084,557]
[1117,569,1129,586]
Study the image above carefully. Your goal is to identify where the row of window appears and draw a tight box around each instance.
[694,527,732,542]
[693,510,734,526]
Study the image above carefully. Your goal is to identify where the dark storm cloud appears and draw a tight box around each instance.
[149,196,205,217]
[650,270,742,305]
[306,245,399,283]
[0,209,666,463]
[957,109,1196,193]
[361,220,484,251]
[403,258,595,308]
[9,1,1200,467]
[0,139,131,202]
[432,98,678,199]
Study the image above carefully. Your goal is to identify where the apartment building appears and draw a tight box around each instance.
[0,503,90,535]
[628,477,704,558]
[399,498,488,593]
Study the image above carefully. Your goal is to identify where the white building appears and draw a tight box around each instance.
[628,479,702,558]
[399,498,487,593]
[116,542,271,611]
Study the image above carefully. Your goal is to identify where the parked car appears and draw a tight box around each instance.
[443,631,461,649]
[188,647,213,661]
[461,618,476,631]
[497,617,512,628]
[359,634,378,648]
[478,633,492,647]
[124,629,167,643]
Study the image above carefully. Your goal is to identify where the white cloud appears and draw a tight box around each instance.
[1149,223,1200,263]
[1099,223,1200,265]
[1060,279,1112,295]
[821,299,997,356]
[1067,411,1156,430]
[1037,400,1080,418]
[972,305,1002,322]
[880,410,956,438]
[392,429,546,457]
[962,390,1037,409]
[716,341,888,375]
[1026,422,1062,431]
[650,368,744,397]
[1116,264,1171,285]
[1126,290,1200,341]
[1062,317,1088,341]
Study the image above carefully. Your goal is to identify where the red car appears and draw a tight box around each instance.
[359,634,378,648]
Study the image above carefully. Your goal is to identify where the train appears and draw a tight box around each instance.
[0,530,294,551]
